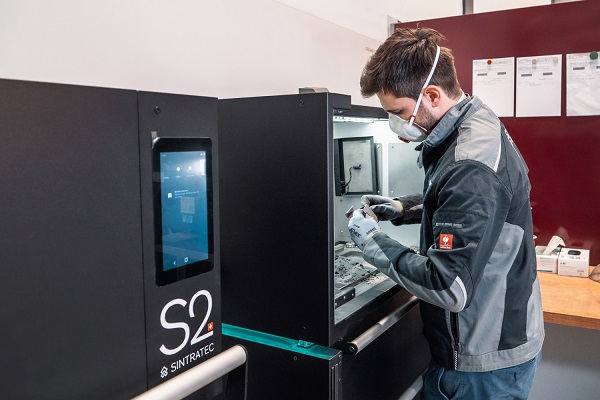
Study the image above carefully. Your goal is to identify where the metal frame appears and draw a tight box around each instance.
[336,296,420,354]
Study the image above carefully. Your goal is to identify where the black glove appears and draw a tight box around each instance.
[393,193,423,225]
[360,195,403,221]
[361,193,423,226]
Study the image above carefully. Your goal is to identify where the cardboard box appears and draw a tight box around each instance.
[558,248,590,277]
[535,245,559,273]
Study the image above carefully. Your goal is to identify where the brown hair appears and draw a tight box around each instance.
[360,28,461,100]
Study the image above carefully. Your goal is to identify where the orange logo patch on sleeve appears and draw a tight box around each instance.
[440,234,453,250]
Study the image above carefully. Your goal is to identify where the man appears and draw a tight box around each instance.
[348,28,544,399]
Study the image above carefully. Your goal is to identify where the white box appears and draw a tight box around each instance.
[557,248,590,277]
[535,246,559,273]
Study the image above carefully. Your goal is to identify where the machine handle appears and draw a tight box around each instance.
[397,368,427,400]
[132,345,247,400]
[336,296,420,355]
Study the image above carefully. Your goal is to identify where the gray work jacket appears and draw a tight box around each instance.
[363,96,544,372]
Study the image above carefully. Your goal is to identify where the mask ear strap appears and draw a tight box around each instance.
[409,45,441,125]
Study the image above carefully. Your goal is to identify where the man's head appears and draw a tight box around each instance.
[360,28,462,142]
[360,28,461,100]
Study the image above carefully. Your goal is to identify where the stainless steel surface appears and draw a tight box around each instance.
[349,296,420,354]
[387,143,423,197]
[131,345,247,400]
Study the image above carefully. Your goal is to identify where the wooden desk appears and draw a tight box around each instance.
[538,267,600,330]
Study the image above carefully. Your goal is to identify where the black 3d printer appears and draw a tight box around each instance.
[0,79,231,399]
[219,91,430,400]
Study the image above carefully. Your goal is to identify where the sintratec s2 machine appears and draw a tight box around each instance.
[0,79,227,399]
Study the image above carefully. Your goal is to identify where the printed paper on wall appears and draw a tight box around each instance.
[516,55,562,117]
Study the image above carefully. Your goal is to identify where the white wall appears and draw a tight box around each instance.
[274,0,463,42]
[0,0,382,106]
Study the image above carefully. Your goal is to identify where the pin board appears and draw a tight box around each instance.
[395,0,600,264]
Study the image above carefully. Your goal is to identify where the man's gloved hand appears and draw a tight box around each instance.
[362,193,423,226]
[348,209,381,250]
[361,195,404,222]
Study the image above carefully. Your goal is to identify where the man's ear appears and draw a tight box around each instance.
[424,86,442,107]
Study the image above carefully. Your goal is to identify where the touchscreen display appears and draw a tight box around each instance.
[160,150,208,268]
[153,138,213,286]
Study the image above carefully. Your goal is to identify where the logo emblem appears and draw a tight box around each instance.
[440,234,453,250]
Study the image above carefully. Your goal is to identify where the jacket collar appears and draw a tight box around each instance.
[416,95,482,168]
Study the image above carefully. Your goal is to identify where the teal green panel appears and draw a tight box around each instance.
[222,323,339,360]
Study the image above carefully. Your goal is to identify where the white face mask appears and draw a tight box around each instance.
[388,45,441,142]
[389,113,428,142]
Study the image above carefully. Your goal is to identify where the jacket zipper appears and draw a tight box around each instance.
[450,312,459,370]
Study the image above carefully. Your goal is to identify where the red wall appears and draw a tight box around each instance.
[397,0,600,265]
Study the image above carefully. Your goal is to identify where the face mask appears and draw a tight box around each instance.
[388,45,441,142]
[389,113,428,142]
